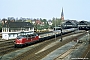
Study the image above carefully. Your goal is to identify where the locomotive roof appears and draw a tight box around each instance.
[3,22,34,28]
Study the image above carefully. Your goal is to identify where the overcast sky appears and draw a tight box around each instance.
[0,0,90,21]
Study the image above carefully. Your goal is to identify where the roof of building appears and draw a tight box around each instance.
[63,20,77,25]
[3,22,34,28]
[78,21,89,25]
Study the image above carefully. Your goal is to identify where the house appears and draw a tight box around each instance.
[32,20,35,24]
[61,20,78,29]
[2,22,34,40]
[48,20,53,26]
[35,20,43,25]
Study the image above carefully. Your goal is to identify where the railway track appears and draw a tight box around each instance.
[0,30,86,59]
[54,42,84,60]
[0,40,16,56]
[11,32,86,60]
[0,32,53,56]
[80,44,90,60]
[0,45,21,56]
[0,42,14,47]
[0,31,70,56]
[0,39,14,43]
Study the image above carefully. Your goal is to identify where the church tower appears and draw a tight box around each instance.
[61,7,64,20]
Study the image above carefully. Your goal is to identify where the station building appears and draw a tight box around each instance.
[2,22,34,40]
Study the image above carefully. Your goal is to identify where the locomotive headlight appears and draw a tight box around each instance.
[19,39,22,40]
[87,25,89,26]
[19,39,22,44]
[39,36,41,38]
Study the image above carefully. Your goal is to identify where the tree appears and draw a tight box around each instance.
[2,18,7,25]
[0,22,3,32]
[8,17,15,22]
[51,17,62,28]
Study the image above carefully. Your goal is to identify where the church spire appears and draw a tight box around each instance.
[61,7,64,20]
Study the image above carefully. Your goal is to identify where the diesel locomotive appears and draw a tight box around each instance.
[14,33,39,47]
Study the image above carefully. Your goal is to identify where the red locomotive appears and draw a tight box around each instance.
[14,33,39,47]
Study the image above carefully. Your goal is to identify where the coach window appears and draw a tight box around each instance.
[27,35,30,39]
[26,35,28,40]
[31,34,35,38]
[28,35,31,38]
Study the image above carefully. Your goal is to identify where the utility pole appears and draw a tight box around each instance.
[55,18,56,40]
[35,20,37,33]
[89,30,90,44]
[60,27,62,42]
[60,17,62,42]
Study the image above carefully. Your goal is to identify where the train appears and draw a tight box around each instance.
[53,27,62,31]
[14,28,77,47]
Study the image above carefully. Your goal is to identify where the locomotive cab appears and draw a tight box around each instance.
[14,35,27,47]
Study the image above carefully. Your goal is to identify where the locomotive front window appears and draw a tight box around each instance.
[17,35,26,39]
[31,34,35,38]
[27,34,38,38]
[28,35,31,37]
